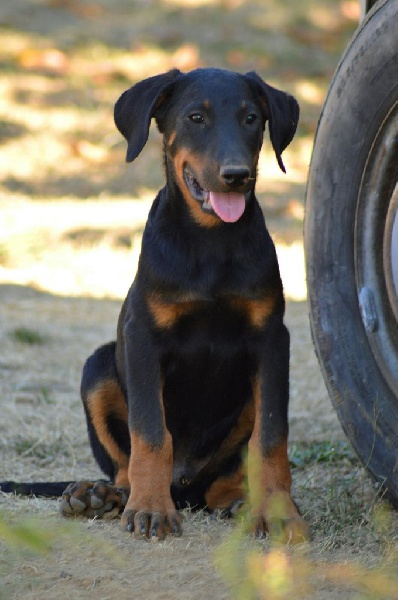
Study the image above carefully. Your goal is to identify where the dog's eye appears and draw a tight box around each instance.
[245,114,257,125]
[189,114,204,124]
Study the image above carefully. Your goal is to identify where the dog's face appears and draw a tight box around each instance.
[157,70,264,226]
[114,68,299,226]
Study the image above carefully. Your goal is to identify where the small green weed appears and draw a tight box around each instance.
[289,440,357,469]
[11,327,45,345]
[12,437,67,461]
[36,387,54,405]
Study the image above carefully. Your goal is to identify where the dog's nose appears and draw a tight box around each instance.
[220,165,250,187]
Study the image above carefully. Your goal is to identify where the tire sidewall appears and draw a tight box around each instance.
[305,0,398,502]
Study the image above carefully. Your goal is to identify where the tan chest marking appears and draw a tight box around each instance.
[148,293,278,330]
[230,295,277,328]
[148,296,202,329]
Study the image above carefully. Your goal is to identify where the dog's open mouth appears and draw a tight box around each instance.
[184,168,247,223]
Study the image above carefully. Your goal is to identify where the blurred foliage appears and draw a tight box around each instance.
[215,503,398,600]
[0,510,52,553]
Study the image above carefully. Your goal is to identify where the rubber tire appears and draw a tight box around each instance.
[305,0,398,505]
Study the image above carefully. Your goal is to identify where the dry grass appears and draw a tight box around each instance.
[1,284,397,599]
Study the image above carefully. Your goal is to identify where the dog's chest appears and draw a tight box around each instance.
[147,292,277,341]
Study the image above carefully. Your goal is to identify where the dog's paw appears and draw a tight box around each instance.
[121,507,182,540]
[253,513,311,544]
[60,480,128,520]
[250,490,311,544]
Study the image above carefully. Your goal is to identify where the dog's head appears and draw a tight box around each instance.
[114,68,299,226]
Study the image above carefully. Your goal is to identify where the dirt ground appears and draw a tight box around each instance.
[1,1,398,599]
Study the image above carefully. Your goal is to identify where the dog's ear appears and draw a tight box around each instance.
[114,69,182,162]
[245,71,299,173]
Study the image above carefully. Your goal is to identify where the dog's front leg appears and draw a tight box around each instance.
[120,319,181,540]
[248,322,310,543]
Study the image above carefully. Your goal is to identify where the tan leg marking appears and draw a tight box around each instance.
[204,402,254,509]
[121,430,181,539]
[86,379,129,475]
[126,431,175,513]
[248,378,310,542]
[205,469,244,510]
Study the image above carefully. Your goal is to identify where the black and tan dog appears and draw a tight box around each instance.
[1,68,309,542]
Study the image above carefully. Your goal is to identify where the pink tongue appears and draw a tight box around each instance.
[208,192,246,223]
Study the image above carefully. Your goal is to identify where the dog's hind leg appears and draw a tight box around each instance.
[80,342,130,484]
[61,342,130,519]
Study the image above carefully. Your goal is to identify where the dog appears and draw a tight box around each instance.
[1,68,309,543]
